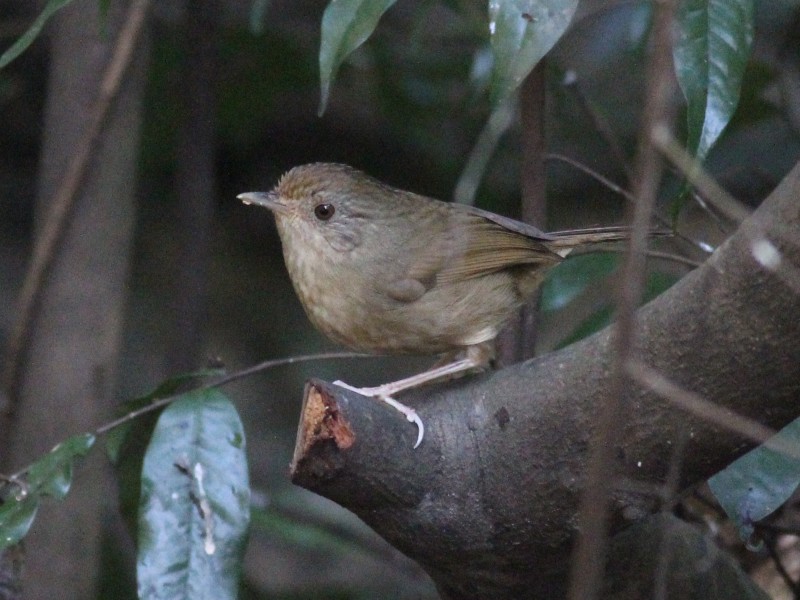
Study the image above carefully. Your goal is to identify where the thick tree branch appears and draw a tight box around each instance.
[290,161,800,599]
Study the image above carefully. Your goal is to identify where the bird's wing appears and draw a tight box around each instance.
[454,203,559,240]
[382,209,454,303]
[436,215,560,285]
[383,201,561,303]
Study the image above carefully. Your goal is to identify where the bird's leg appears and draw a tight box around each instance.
[345,342,494,397]
[333,343,493,448]
[332,380,426,448]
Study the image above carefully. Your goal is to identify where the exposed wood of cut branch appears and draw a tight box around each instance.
[289,160,800,600]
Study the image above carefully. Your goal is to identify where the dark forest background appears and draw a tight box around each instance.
[1,1,799,598]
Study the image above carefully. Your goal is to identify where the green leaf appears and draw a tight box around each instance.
[108,370,225,540]
[26,433,96,499]
[488,0,578,107]
[0,495,39,550]
[541,253,618,312]
[0,0,75,70]
[542,257,678,349]
[137,389,250,600]
[709,416,800,546]
[113,410,162,540]
[106,368,224,463]
[0,432,94,550]
[673,0,755,161]
[318,0,397,115]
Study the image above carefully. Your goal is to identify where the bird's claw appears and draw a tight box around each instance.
[411,414,424,449]
[369,393,426,449]
[333,380,424,448]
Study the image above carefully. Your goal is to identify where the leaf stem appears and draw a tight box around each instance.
[3,351,370,483]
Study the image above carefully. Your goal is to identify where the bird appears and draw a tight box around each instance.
[240,163,652,447]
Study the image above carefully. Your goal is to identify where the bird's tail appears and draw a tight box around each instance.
[544,226,671,257]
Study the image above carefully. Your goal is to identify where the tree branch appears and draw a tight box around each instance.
[286,159,800,599]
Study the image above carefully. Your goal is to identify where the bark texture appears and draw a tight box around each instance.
[291,161,800,599]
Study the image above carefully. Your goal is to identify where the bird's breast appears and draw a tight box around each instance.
[281,237,378,350]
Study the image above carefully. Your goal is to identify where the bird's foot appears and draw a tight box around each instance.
[333,380,424,448]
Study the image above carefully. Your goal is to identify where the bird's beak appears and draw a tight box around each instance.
[237,191,290,215]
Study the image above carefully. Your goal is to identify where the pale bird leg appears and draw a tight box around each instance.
[333,380,426,448]
[333,348,489,449]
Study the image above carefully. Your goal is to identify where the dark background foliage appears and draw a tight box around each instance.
[1,0,799,598]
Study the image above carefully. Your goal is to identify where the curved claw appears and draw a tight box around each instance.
[332,381,424,448]
[411,414,424,449]
[375,394,425,449]
[403,410,424,449]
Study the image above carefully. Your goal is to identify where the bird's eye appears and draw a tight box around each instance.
[314,203,335,221]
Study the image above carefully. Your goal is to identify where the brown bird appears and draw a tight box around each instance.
[240,163,647,447]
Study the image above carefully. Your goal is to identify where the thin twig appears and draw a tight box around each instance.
[687,186,732,233]
[624,358,800,458]
[546,152,636,202]
[3,351,369,482]
[565,76,633,180]
[644,250,702,268]
[661,430,690,510]
[545,152,712,256]
[94,351,369,436]
[498,62,547,364]
[2,0,151,400]
[566,1,678,597]
[652,125,752,223]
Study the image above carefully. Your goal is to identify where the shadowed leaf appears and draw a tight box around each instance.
[673,0,754,160]
[318,0,396,115]
[488,0,577,107]
[0,433,95,550]
[0,0,75,69]
[137,389,249,600]
[709,417,800,546]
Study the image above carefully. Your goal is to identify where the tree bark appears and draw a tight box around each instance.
[2,1,148,597]
[290,160,800,599]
